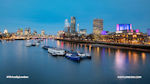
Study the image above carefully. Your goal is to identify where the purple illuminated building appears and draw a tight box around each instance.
[101,31,107,35]
[116,24,132,31]
[136,29,139,33]
[148,29,150,36]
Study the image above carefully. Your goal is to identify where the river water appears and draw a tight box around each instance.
[0,39,150,84]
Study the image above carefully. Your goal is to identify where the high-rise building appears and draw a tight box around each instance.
[77,23,79,33]
[64,19,70,33]
[93,19,103,35]
[70,16,76,33]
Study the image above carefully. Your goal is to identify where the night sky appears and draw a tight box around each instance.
[0,0,150,34]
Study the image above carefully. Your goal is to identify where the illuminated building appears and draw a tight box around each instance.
[116,24,132,31]
[101,31,108,35]
[33,30,37,35]
[64,19,70,33]
[93,19,103,35]
[79,29,87,35]
[28,28,31,35]
[77,23,79,33]
[41,30,45,36]
[136,29,139,33]
[24,28,31,36]
[16,28,23,36]
[57,31,65,37]
[147,29,150,42]
[113,29,147,44]
[24,28,28,36]
[4,29,8,34]
[148,29,150,36]
[70,16,76,33]
[20,28,23,36]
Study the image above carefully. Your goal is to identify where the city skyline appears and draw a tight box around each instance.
[0,0,150,34]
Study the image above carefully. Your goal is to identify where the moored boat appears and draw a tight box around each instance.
[48,47,66,56]
[26,40,32,47]
[32,43,36,46]
[42,46,50,50]
[36,42,40,46]
[65,52,80,61]
[77,51,91,59]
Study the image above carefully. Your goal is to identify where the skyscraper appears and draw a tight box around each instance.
[77,23,79,33]
[64,19,70,33]
[93,19,103,35]
[70,16,76,33]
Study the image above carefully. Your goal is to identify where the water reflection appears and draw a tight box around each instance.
[141,52,146,64]
[61,42,64,49]
[55,40,148,66]
[0,39,150,84]
[132,52,139,65]
[108,48,111,56]
[115,49,126,75]
[57,40,60,48]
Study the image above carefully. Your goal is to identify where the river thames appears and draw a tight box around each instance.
[0,39,150,84]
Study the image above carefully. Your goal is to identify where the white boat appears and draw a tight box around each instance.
[36,42,40,46]
[48,47,66,56]
[26,42,32,47]
[26,40,32,47]
[77,51,91,59]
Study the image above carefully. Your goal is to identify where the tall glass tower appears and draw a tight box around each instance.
[70,16,76,33]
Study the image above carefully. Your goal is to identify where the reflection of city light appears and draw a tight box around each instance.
[133,52,138,64]
[97,47,99,54]
[141,52,146,64]
[46,39,48,45]
[61,42,64,48]
[77,44,79,49]
[85,44,87,52]
[89,45,91,53]
[57,41,60,47]
[108,48,111,56]
[128,51,132,63]
[115,49,126,74]
[80,44,82,48]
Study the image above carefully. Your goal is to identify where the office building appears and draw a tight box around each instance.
[93,19,103,35]
[70,16,76,33]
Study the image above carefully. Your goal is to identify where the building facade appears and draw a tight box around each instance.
[16,28,23,36]
[70,16,76,33]
[64,19,70,33]
[79,29,87,35]
[116,24,132,31]
[41,30,45,36]
[93,19,103,35]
